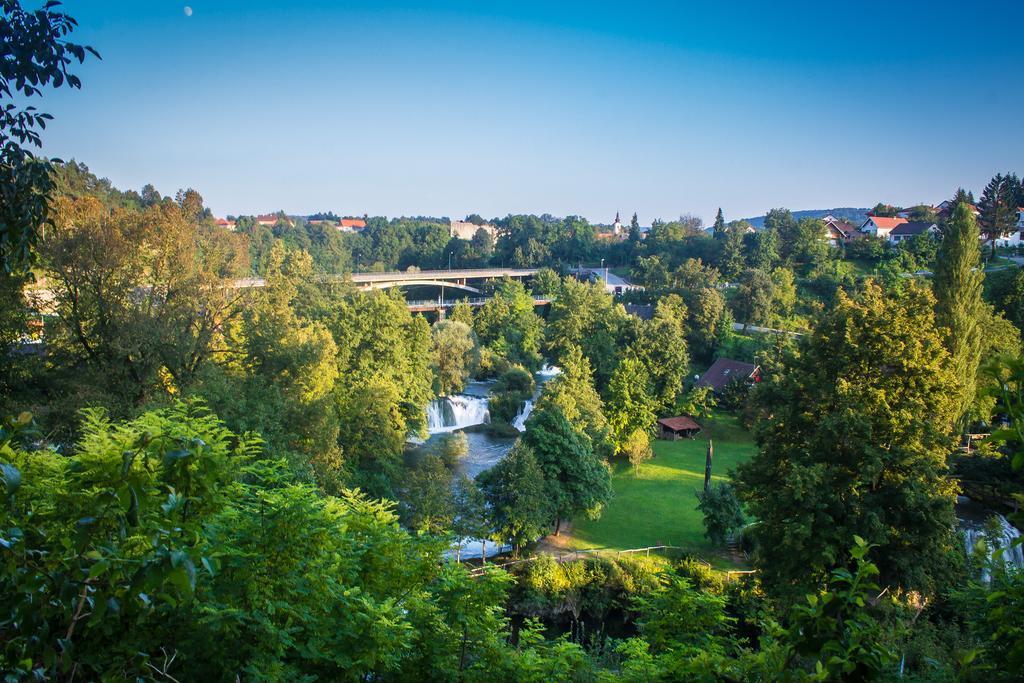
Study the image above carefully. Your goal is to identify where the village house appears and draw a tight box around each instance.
[888,221,939,244]
[214,217,236,230]
[657,416,702,440]
[822,214,860,246]
[859,215,908,240]
[256,213,293,228]
[450,219,496,240]
[339,218,367,232]
[696,358,761,394]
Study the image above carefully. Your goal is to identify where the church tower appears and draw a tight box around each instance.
[613,211,622,235]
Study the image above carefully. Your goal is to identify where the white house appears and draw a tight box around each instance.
[450,220,497,240]
[860,216,907,239]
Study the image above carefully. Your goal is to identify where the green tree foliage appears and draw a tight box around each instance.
[452,474,490,561]
[979,173,1020,257]
[675,384,716,420]
[933,201,985,424]
[605,355,658,456]
[40,194,250,421]
[536,344,613,459]
[0,0,98,271]
[474,278,544,370]
[735,282,960,597]
[477,443,552,553]
[545,275,629,387]
[629,295,690,412]
[780,537,899,680]
[431,319,480,395]
[712,208,726,238]
[750,227,781,271]
[623,428,654,474]
[449,298,475,327]
[719,222,748,281]
[522,403,613,534]
[400,454,456,534]
[696,483,745,546]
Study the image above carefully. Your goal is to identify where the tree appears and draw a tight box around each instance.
[732,269,775,328]
[675,385,716,421]
[431,319,479,395]
[474,278,544,369]
[530,267,562,298]
[764,208,798,257]
[979,173,1019,257]
[536,344,612,456]
[452,475,490,561]
[734,282,960,597]
[0,0,98,271]
[750,227,780,271]
[687,286,731,363]
[605,355,658,456]
[449,299,474,327]
[400,454,456,534]
[933,201,984,424]
[523,404,612,535]
[712,208,726,238]
[719,223,747,281]
[629,296,690,412]
[623,428,654,474]
[40,195,250,419]
[695,483,745,546]
[477,443,552,554]
[545,276,628,387]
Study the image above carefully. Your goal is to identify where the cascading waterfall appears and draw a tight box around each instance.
[963,514,1024,580]
[512,399,534,432]
[426,395,490,433]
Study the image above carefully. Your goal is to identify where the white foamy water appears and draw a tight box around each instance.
[426,395,490,434]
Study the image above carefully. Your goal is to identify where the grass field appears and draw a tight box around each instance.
[566,413,756,558]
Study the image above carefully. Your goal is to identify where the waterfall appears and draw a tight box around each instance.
[512,399,534,432]
[537,363,562,379]
[961,510,1024,581]
[427,395,490,434]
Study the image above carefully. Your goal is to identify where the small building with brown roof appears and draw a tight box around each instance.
[696,358,760,394]
[657,416,702,440]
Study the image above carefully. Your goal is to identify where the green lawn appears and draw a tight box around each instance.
[567,413,756,556]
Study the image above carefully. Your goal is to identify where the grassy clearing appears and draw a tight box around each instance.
[565,413,756,563]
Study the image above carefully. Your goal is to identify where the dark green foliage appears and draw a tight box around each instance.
[0,0,98,271]
[523,404,613,533]
[477,443,552,552]
[735,282,960,597]
[933,201,984,423]
[696,483,745,546]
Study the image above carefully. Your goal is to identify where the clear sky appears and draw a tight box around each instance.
[37,0,1024,224]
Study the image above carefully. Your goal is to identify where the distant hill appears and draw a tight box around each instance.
[742,208,870,229]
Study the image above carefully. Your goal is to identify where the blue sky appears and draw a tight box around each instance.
[38,1,1024,223]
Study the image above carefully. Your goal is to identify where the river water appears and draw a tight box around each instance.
[416,365,561,558]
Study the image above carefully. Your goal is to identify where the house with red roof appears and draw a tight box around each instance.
[339,218,366,232]
[256,213,293,227]
[214,217,236,230]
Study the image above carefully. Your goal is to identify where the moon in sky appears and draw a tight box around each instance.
[184,6,193,16]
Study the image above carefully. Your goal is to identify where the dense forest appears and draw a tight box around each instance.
[4,2,1024,680]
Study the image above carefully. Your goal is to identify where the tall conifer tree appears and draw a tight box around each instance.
[933,202,984,423]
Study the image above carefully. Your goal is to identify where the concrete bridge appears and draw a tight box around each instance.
[406,297,550,314]
[233,267,539,295]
